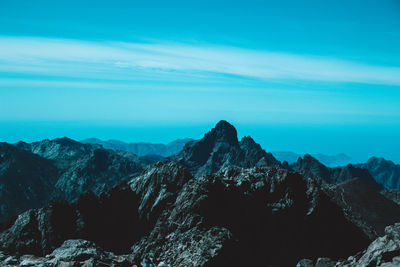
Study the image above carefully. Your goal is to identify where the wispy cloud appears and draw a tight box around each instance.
[1,36,400,85]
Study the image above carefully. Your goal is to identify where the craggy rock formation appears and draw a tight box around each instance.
[342,223,400,266]
[0,143,59,222]
[323,178,400,240]
[129,161,193,227]
[301,223,400,267]
[169,120,281,177]
[0,239,136,266]
[131,166,370,266]
[356,156,400,189]
[292,154,382,188]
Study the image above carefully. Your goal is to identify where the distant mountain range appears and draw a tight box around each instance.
[81,138,193,157]
[1,121,400,266]
[272,151,352,167]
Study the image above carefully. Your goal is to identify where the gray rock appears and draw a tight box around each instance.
[297,259,314,267]
[336,223,400,266]
[316,257,335,267]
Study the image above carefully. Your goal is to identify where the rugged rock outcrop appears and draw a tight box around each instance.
[323,178,400,240]
[169,120,281,177]
[131,166,370,266]
[356,156,400,189]
[292,154,381,188]
[343,223,400,266]
[0,143,59,222]
[0,239,136,266]
[129,162,193,227]
[302,223,400,267]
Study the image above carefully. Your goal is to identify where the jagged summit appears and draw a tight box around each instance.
[207,120,239,146]
[169,121,280,177]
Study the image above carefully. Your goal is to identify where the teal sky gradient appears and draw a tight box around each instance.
[0,0,399,162]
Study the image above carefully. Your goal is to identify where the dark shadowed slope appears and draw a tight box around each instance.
[168,120,281,177]
[323,178,400,240]
[0,143,59,222]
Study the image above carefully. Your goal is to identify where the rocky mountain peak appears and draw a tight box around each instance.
[204,120,239,146]
[168,121,280,177]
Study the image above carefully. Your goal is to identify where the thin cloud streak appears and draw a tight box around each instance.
[1,36,400,85]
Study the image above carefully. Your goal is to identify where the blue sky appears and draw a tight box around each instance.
[0,0,399,162]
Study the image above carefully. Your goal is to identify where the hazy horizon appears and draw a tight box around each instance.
[1,1,399,163]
